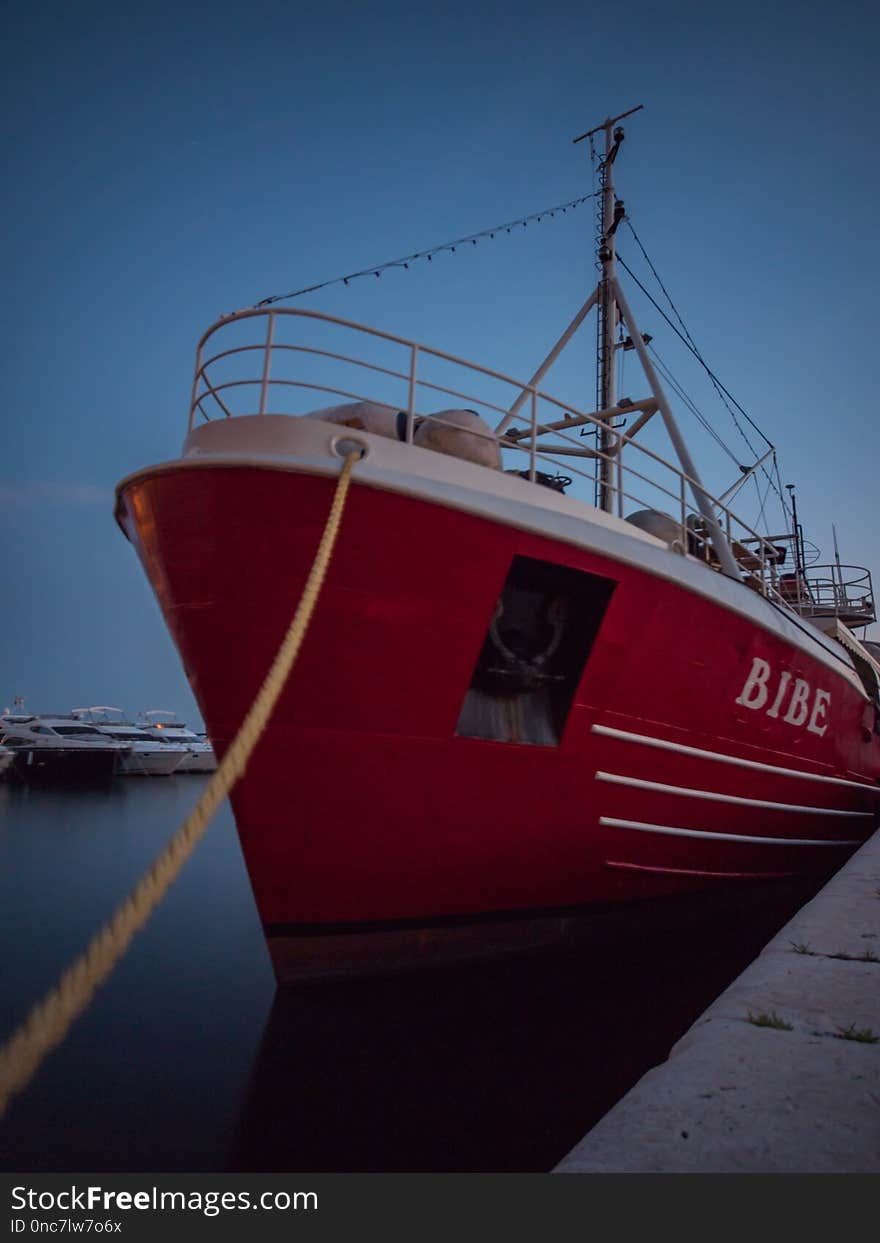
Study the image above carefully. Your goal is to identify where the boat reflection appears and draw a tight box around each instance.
[226,875,825,1172]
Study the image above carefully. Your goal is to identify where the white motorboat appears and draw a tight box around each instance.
[0,713,129,785]
[136,710,218,772]
[71,707,187,776]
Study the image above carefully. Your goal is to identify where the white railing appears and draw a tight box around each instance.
[188,307,804,600]
[789,565,876,625]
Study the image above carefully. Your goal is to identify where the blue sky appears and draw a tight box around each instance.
[3,0,878,724]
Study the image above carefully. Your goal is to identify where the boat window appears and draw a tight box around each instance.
[456,555,616,746]
[53,725,106,737]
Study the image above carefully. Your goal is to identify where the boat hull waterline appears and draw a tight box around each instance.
[7,748,120,787]
[117,455,880,980]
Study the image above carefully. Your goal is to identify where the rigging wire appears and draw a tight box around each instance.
[622,220,772,456]
[618,227,796,532]
[617,248,767,454]
[654,340,778,535]
[752,467,773,534]
[616,244,793,524]
[251,191,601,309]
[648,344,741,465]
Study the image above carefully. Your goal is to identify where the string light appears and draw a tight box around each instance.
[251,190,599,308]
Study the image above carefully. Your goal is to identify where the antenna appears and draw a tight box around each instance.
[785,484,805,578]
[832,521,845,612]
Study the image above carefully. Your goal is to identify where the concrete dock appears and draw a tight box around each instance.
[555,830,880,1173]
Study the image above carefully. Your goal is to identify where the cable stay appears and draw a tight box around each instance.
[640,345,778,543]
[622,220,773,456]
[615,238,794,531]
[616,251,771,456]
[647,344,742,466]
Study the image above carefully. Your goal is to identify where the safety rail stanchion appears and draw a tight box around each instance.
[259,312,275,416]
[529,391,537,482]
[406,345,419,441]
[0,452,360,1122]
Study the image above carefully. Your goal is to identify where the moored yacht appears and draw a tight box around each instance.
[70,707,186,776]
[136,711,218,772]
[0,713,129,785]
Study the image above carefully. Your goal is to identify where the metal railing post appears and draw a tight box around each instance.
[616,437,624,518]
[406,345,419,441]
[529,391,537,482]
[259,313,275,416]
[189,344,203,432]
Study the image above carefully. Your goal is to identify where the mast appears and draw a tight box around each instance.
[597,120,621,511]
[575,108,640,512]
[569,108,741,576]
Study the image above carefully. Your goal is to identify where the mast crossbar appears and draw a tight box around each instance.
[572,104,645,145]
[504,397,658,443]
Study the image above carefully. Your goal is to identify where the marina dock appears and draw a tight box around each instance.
[554,828,880,1173]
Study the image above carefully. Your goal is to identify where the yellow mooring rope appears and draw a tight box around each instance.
[0,451,360,1120]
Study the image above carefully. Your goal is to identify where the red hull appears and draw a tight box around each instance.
[118,464,880,979]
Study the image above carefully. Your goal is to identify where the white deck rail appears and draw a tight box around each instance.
[187,307,871,618]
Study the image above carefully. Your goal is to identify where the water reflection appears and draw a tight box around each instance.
[0,780,826,1172]
[227,877,823,1172]
[0,779,273,1172]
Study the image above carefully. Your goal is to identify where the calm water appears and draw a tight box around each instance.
[0,777,826,1172]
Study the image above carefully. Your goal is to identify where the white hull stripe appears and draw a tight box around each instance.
[605,859,795,879]
[592,723,879,792]
[599,816,862,847]
[595,770,872,817]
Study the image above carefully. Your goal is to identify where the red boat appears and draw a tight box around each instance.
[115,109,880,981]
